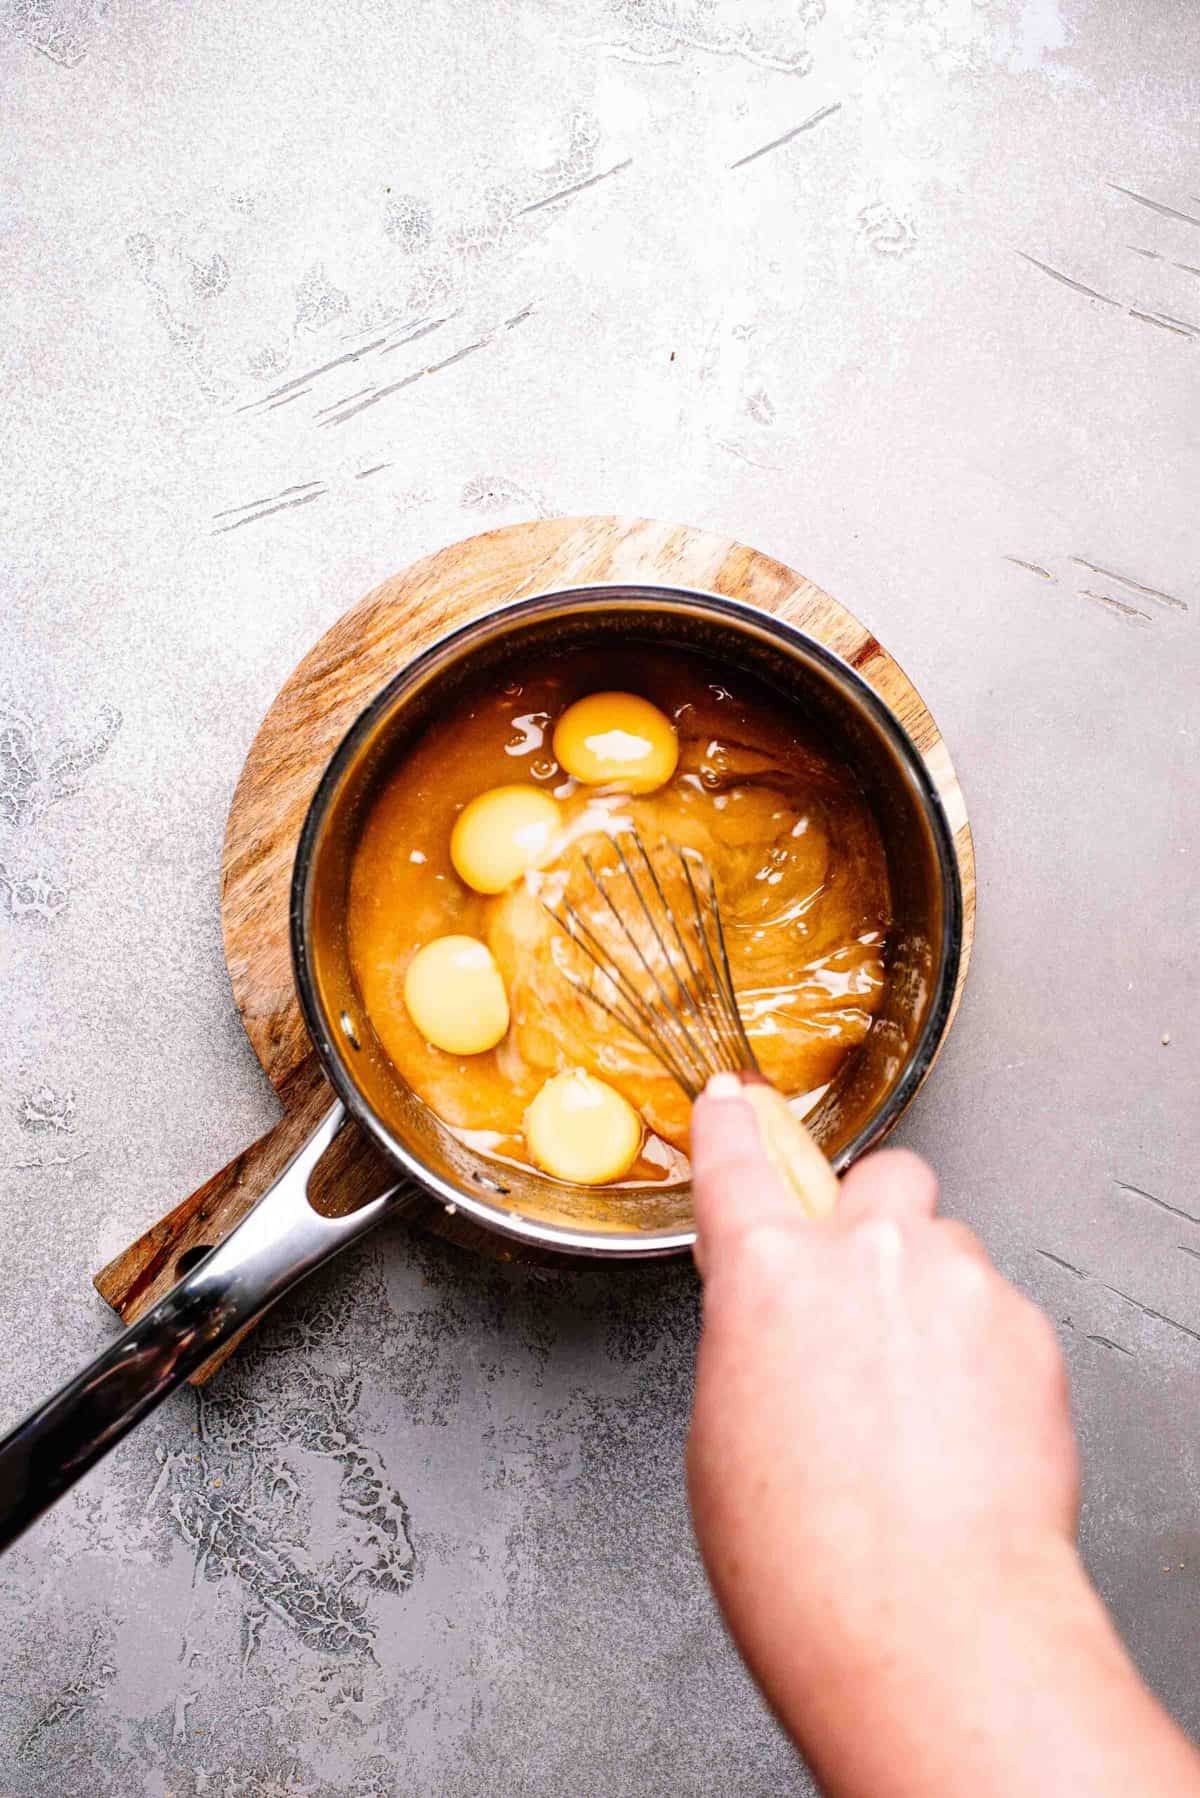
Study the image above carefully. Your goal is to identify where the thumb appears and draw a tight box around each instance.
[690,1073,803,1275]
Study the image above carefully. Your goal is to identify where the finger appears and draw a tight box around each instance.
[690,1074,800,1272]
[935,1218,989,1263]
[837,1147,939,1226]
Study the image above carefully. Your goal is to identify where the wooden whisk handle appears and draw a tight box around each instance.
[738,1076,840,1218]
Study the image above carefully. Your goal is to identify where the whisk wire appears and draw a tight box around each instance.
[580,851,714,1090]
[609,836,729,1072]
[622,835,735,1074]
[555,889,710,1094]
[544,825,758,1097]
[543,824,841,1221]
[679,851,759,1072]
[560,966,703,1097]
[556,896,665,1046]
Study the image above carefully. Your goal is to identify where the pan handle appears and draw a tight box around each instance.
[0,1102,410,1553]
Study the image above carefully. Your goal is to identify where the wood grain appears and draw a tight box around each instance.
[94,517,976,1380]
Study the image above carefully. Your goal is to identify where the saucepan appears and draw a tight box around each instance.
[0,586,963,1548]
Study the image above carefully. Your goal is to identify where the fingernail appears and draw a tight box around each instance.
[703,1072,744,1101]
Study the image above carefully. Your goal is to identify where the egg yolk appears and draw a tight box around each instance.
[449,784,561,895]
[524,1069,643,1184]
[402,935,510,1055]
[552,692,678,794]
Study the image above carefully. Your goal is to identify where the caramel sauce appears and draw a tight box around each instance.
[348,648,891,1186]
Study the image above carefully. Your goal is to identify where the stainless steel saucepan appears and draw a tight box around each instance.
[0,587,963,1548]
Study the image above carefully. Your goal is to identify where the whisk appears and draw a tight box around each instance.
[545,826,839,1217]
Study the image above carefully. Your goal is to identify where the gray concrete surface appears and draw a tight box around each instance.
[1,1,1197,1791]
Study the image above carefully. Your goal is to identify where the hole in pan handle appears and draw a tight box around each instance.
[0,1103,414,1554]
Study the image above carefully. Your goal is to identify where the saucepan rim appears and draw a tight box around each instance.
[291,585,964,1258]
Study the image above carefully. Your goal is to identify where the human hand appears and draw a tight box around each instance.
[686,1077,1200,1797]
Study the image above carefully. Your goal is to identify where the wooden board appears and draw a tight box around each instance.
[95,516,976,1380]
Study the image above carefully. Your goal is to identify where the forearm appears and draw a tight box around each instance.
[763,1543,1200,1798]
